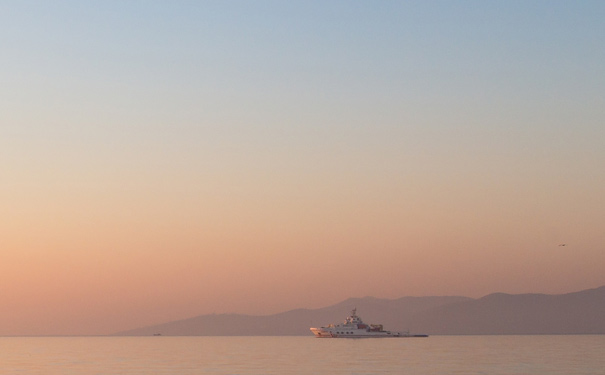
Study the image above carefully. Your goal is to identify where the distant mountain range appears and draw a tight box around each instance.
[116,286,605,336]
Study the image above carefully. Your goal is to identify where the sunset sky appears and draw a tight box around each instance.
[2,1,604,335]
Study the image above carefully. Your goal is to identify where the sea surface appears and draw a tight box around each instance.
[1,335,604,374]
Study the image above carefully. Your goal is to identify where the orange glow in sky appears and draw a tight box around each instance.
[1,1,604,335]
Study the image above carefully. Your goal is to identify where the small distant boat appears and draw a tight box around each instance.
[153,333,162,336]
[310,308,428,338]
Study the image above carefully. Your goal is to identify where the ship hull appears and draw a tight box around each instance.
[310,327,404,338]
[310,308,428,338]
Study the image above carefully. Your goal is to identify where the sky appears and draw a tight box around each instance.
[1,0,604,335]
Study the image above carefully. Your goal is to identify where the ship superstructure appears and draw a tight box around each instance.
[310,308,425,338]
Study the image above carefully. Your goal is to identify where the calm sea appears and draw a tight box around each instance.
[1,335,604,374]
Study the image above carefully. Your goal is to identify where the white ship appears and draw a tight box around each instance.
[310,308,427,338]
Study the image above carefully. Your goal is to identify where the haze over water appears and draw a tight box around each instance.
[2,336,605,374]
[2,1,604,336]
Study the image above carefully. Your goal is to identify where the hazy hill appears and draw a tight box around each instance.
[116,296,469,336]
[408,286,605,335]
[115,286,605,336]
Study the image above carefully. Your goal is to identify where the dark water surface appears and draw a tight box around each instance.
[1,335,604,374]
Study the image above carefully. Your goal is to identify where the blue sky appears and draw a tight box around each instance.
[1,1,604,334]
